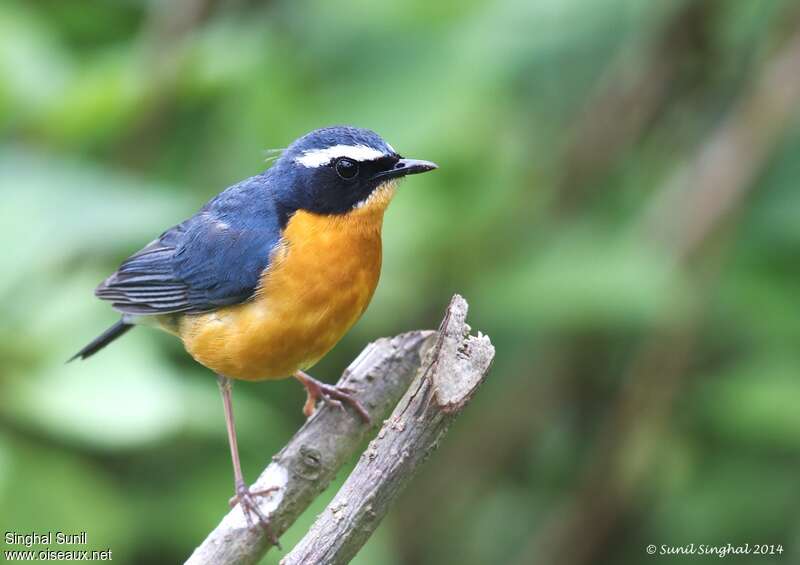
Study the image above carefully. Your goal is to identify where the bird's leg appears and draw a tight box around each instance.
[293,370,371,424]
[216,375,280,545]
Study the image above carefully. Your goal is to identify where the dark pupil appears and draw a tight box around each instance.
[335,158,358,179]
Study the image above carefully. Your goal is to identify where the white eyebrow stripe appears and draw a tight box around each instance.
[295,144,387,167]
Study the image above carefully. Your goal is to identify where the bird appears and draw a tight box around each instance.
[70,126,437,537]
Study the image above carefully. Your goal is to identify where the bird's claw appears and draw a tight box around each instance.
[298,374,371,424]
[229,480,281,547]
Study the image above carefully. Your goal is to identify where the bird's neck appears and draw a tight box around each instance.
[344,181,396,233]
[309,180,396,236]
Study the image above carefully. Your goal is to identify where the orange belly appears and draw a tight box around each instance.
[174,184,394,380]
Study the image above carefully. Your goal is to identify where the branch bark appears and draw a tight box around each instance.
[281,295,495,565]
[185,329,437,565]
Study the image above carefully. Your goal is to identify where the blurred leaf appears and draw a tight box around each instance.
[478,230,688,332]
[693,357,800,451]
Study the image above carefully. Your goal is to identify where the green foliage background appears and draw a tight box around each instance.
[2,0,800,563]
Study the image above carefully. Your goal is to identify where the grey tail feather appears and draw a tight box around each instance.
[68,320,134,362]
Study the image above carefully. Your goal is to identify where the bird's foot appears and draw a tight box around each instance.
[229,479,281,547]
[296,371,371,424]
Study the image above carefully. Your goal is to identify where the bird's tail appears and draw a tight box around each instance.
[68,319,134,362]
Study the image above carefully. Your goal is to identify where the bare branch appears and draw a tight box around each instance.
[185,329,437,565]
[281,295,495,565]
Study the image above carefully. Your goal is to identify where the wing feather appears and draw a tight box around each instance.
[95,178,283,315]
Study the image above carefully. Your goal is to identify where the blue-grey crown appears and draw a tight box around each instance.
[288,126,395,156]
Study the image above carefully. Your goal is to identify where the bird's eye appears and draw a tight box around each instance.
[334,158,359,180]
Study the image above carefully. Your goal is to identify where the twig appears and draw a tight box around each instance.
[185,329,437,565]
[281,295,495,565]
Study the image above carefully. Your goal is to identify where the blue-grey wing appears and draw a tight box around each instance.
[96,206,282,316]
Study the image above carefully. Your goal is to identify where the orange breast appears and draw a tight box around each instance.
[176,183,395,380]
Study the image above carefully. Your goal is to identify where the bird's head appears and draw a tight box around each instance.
[271,126,437,216]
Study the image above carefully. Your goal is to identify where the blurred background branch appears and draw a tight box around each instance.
[521,5,800,564]
[554,0,719,216]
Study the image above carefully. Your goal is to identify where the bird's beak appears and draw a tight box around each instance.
[375,158,438,181]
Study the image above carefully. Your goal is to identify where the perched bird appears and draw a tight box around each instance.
[71,126,437,534]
